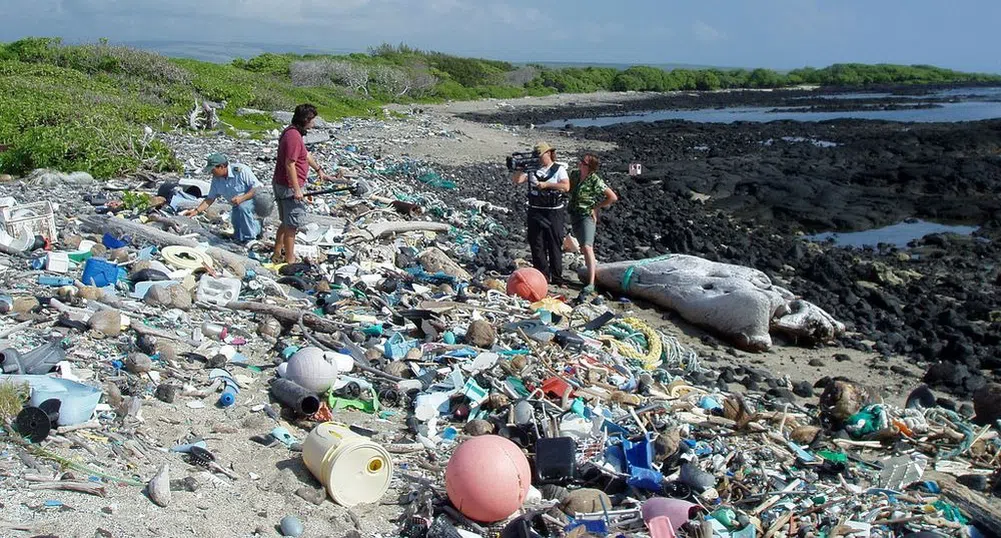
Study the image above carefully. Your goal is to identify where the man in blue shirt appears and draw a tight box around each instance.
[183,153,263,243]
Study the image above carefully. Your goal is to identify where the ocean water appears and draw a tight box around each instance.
[542,89,1001,127]
[805,220,979,248]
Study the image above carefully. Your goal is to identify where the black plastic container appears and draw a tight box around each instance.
[534,437,576,484]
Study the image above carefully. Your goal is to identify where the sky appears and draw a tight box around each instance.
[1,0,999,72]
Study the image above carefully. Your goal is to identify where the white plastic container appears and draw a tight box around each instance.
[302,423,393,506]
[196,276,242,306]
[294,244,320,261]
[324,351,354,374]
[46,252,69,273]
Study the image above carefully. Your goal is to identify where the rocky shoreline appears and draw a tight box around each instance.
[447,88,1001,397]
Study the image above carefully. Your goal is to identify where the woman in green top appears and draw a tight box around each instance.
[569,153,618,296]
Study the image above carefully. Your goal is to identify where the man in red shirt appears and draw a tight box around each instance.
[272,103,334,263]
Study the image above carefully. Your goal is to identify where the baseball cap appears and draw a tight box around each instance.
[203,153,228,173]
[534,142,554,155]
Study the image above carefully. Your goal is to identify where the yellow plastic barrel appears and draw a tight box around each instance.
[302,423,393,506]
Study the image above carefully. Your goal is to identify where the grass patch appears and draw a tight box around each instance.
[0,380,29,423]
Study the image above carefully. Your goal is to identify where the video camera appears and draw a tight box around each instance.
[506,150,541,173]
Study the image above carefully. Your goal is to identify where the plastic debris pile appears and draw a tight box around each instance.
[0,123,997,538]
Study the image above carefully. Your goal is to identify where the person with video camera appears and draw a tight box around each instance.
[511,142,570,285]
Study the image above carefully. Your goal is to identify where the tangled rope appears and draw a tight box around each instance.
[662,334,702,373]
[600,317,663,370]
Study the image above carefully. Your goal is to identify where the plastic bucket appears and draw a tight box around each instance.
[302,423,393,506]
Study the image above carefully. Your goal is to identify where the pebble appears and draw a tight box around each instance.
[465,319,497,348]
[560,488,611,514]
[462,420,494,436]
[88,309,122,337]
[12,296,38,314]
[146,464,171,507]
[280,515,304,537]
[154,384,178,403]
[295,486,326,506]
[126,352,153,374]
[793,381,815,398]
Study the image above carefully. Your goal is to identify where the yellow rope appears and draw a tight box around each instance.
[599,317,662,370]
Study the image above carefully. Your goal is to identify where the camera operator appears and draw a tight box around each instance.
[511,142,570,285]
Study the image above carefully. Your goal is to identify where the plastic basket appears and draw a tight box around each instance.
[1,202,57,242]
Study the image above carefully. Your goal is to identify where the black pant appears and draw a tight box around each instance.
[526,207,565,284]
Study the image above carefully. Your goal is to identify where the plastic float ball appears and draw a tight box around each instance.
[445,435,531,522]
[506,268,548,302]
[284,346,338,394]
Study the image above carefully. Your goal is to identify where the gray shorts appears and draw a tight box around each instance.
[272,181,306,229]
[571,214,596,247]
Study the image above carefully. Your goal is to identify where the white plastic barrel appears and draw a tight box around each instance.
[302,423,393,506]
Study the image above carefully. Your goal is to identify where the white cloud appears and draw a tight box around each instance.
[693,20,726,43]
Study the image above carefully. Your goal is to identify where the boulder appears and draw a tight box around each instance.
[973,383,1001,425]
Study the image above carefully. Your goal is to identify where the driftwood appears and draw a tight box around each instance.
[226,301,347,334]
[28,480,107,497]
[359,221,450,240]
[925,470,1001,532]
[79,214,264,276]
[130,319,199,347]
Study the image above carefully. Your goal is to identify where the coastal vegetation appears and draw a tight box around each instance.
[1,37,999,178]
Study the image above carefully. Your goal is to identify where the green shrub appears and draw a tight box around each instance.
[3,36,999,180]
[234,52,297,77]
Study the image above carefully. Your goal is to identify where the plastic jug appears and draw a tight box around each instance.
[196,276,242,306]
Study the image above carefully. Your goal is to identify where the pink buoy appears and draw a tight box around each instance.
[642,498,699,532]
[445,435,531,522]
[506,268,548,301]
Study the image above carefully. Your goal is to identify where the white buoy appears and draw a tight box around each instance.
[285,347,338,394]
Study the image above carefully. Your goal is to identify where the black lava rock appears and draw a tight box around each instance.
[793,381,815,398]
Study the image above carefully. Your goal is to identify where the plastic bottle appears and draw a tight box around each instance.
[218,383,238,407]
[201,321,228,340]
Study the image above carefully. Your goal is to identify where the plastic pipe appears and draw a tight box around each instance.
[271,378,321,416]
